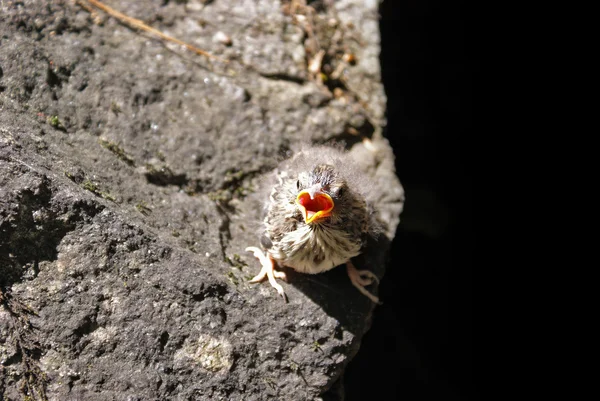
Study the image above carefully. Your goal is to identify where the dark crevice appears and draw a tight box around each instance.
[216,203,232,262]
[259,73,305,85]
[46,67,61,88]
[144,165,188,187]
[316,117,375,150]
[133,88,164,107]
[187,283,229,302]
[159,331,170,352]
[323,76,345,94]
[1,173,103,288]
[2,350,23,366]
[45,59,72,89]
[73,315,99,340]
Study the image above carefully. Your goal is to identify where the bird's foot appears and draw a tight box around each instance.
[245,247,288,301]
[346,260,382,304]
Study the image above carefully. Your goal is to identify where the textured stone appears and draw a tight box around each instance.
[0,1,404,399]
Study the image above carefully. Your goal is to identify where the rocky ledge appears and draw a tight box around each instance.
[0,1,404,399]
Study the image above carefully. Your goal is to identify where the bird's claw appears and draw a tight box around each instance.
[346,261,382,304]
[352,269,379,286]
[273,270,288,281]
[245,247,288,302]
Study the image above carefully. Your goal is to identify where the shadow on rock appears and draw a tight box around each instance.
[283,234,391,335]
[0,167,102,289]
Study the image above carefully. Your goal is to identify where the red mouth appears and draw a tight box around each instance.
[295,191,334,223]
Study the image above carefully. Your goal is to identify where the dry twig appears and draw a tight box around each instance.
[79,0,228,63]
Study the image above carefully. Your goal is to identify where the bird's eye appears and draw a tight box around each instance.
[296,179,301,190]
[337,187,344,197]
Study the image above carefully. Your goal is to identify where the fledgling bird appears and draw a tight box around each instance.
[246,144,383,303]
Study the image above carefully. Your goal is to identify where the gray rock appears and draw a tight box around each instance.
[0,0,404,399]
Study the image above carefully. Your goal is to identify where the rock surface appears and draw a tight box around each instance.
[0,1,404,399]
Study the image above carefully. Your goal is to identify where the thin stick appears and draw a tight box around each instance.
[82,0,228,63]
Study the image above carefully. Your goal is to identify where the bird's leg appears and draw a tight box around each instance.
[245,247,288,301]
[346,260,382,304]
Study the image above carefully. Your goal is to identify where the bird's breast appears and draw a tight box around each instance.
[268,224,361,274]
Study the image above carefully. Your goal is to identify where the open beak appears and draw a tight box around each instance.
[295,190,334,224]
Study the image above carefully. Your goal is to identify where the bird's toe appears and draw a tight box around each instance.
[357,276,374,286]
[249,272,267,283]
[346,261,382,304]
[245,245,288,301]
[273,270,287,281]
[274,282,288,302]
[358,270,380,284]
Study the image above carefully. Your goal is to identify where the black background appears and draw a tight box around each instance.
[344,1,477,400]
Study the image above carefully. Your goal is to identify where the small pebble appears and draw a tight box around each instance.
[213,31,232,46]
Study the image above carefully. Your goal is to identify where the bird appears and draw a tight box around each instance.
[245,143,384,304]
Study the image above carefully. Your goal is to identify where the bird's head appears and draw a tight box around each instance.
[294,164,350,225]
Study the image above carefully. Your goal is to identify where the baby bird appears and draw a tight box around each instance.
[246,144,382,303]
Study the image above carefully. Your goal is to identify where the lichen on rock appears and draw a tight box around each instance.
[174,333,233,373]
